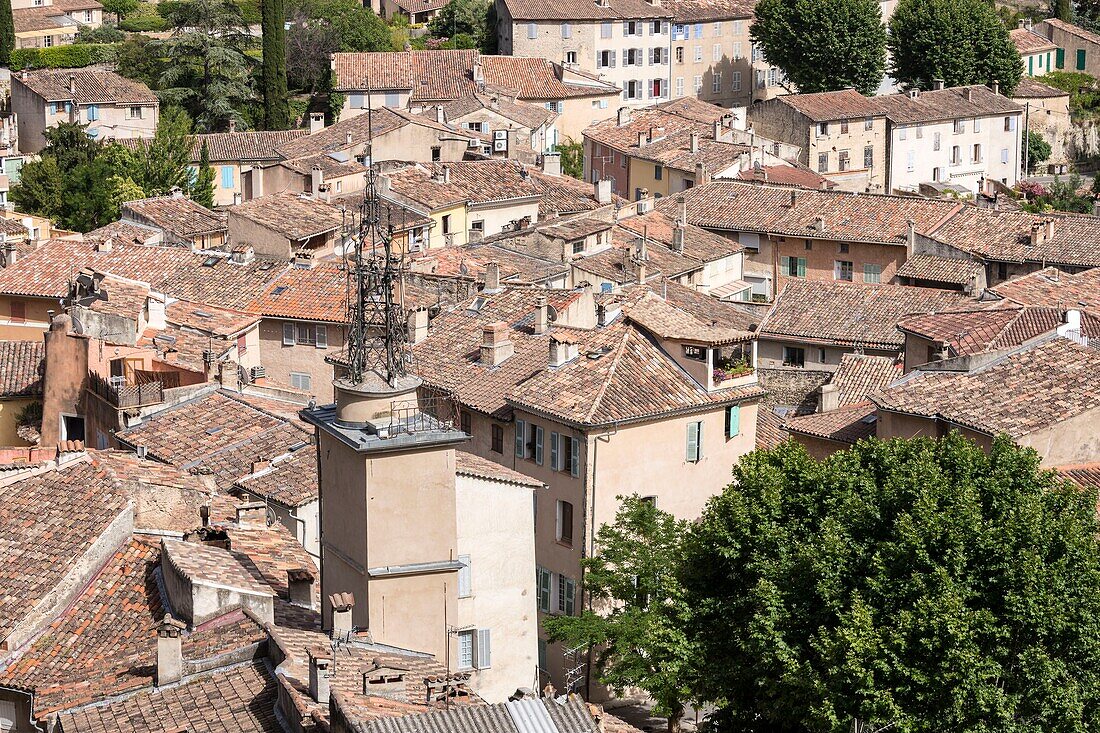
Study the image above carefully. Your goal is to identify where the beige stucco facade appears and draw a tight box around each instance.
[888,112,1022,194]
[256,318,346,402]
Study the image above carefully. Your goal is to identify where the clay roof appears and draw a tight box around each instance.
[785,401,878,444]
[332,49,480,99]
[276,107,457,160]
[279,151,368,179]
[431,92,555,130]
[528,169,623,217]
[895,253,984,286]
[248,263,349,323]
[873,337,1100,437]
[755,407,789,449]
[667,180,962,244]
[1059,462,1100,492]
[1013,77,1071,99]
[896,305,1100,357]
[346,694,625,733]
[658,0,754,21]
[56,661,281,733]
[163,537,273,595]
[229,191,344,241]
[624,290,752,344]
[89,450,216,533]
[410,240,568,284]
[423,161,543,205]
[617,208,742,261]
[166,299,259,337]
[500,0,671,21]
[384,165,470,210]
[114,389,313,489]
[583,107,720,154]
[455,449,545,486]
[759,280,970,350]
[122,195,227,239]
[481,56,620,99]
[83,220,162,247]
[0,459,129,648]
[774,85,1022,125]
[16,68,156,104]
[79,274,150,320]
[829,353,901,406]
[926,207,1100,268]
[1011,27,1057,54]
[0,340,45,397]
[236,445,318,508]
[769,88,884,123]
[989,266,1100,308]
[190,129,309,162]
[1041,17,1100,46]
[737,164,834,190]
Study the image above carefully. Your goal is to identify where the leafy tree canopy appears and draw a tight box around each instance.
[100,0,139,20]
[888,0,1022,95]
[750,0,886,95]
[1024,129,1052,173]
[0,0,14,66]
[427,0,495,53]
[681,434,1100,733]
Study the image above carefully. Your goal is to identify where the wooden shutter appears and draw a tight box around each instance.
[282,322,295,345]
[564,578,575,615]
[726,405,740,438]
[1057,48,1065,68]
[9,301,25,323]
[476,629,491,668]
[797,258,807,277]
[457,555,471,598]
[569,437,580,477]
[686,421,699,462]
[315,325,328,348]
[550,432,560,471]
[535,425,544,465]
[515,420,525,457]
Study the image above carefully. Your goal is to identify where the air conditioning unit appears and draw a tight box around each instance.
[493,139,507,152]
[250,365,266,381]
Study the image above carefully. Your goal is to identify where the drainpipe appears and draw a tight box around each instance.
[584,423,617,700]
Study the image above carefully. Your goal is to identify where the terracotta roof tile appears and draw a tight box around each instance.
[0,340,45,397]
[1011,27,1057,54]
[895,253,984,286]
[1013,77,1070,99]
[529,169,624,217]
[423,160,542,205]
[248,262,350,323]
[384,164,471,210]
[122,195,227,239]
[333,50,480,100]
[229,191,345,241]
[773,85,1021,125]
[1059,462,1100,492]
[736,164,834,190]
[755,407,789,448]
[82,220,162,247]
[624,290,752,343]
[167,299,259,337]
[500,0,670,21]
[897,305,1100,357]
[235,445,318,508]
[410,240,568,285]
[926,208,1100,269]
[481,56,620,99]
[455,449,544,486]
[989,266,1100,308]
[829,353,901,406]
[16,68,155,104]
[1041,18,1100,47]
[785,401,878,444]
[192,129,309,161]
[658,0,753,21]
[430,92,555,130]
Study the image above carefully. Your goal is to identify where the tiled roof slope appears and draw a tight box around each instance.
[349,694,618,733]
[656,0,754,23]
[248,263,350,323]
[332,50,480,98]
[529,169,623,217]
[896,305,1099,357]
[1041,17,1100,46]
[481,56,620,99]
[1059,463,1100,492]
[584,107,719,153]
[785,402,878,444]
[424,161,542,204]
[410,240,568,284]
[759,280,970,350]
[756,407,789,448]
[989,266,1100,308]
[829,354,901,406]
[773,85,1021,125]
[666,180,962,244]
[0,340,44,397]
[456,449,545,486]
[17,68,156,104]
[236,445,318,508]
[191,129,309,161]
[894,253,983,286]
[229,191,344,240]
[122,195,227,238]
[56,661,281,733]
[430,93,555,130]
[925,207,1100,268]
[1013,77,1070,99]
[1011,27,1057,53]
[500,0,670,21]
[0,460,128,647]
[736,164,834,190]
[872,337,1100,438]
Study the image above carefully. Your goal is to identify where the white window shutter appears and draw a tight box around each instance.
[282,322,296,345]
[315,324,328,348]
[515,420,525,457]
[686,421,699,462]
[458,554,471,598]
[477,629,491,668]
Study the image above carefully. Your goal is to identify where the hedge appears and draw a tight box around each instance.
[9,43,121,70]
[119,14,168,31]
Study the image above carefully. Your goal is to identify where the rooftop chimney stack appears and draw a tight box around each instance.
[228,118,237,134]
[689,133,699,153]
[966,88,973,102]
[407,307,429,344]
[549,335,579,367]
[311,165,324,195]
[346,131,353,147]
[199,505,209,527]
[819,383,839,413]
[68,74,76,95]
[308,647,333,704]
[287,568,315,608]
[992,79,1000,96]
[330,592,355,637]
[480,322,514,365]
[541,152,561,177]
[533,295,549,335]
[436,106,446,124]
[713,119,723,141]
[617,107,632,126]
[906,219,916,248]
[595,178,612,204]
[309,112,325,134]
[156,615,185,687]
[933,78,945,90]
[440,165,451,185]
[695,162,710,186]
[637,131,647,148]
[789,189,798,207]
[485,261,501,291]
[236,502,268,529]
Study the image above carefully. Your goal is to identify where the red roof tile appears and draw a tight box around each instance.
[0,340,44,397]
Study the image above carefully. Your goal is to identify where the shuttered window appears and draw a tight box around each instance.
[315,325,328,348]
[515,420,526,457]
[457,554,471,598]
[536,566,552,612]
[476,629,492,668]
[282,322,295,345]
[534,425,544,465]
[458,630,474,668]
[550,432,560,470]
[686,421,702,462]
[725,405,740,438]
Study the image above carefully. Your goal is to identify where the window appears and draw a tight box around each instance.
[556,500,573,545]
[624,20,639,35]
[9,300,25,323]
[237,334,247,355]
[838,150,850,172]
[953,119,964,134]
[565,435,580,476]
[713,21,721,34]
[652,47,666,65]
[817,122,829,137]
[87,104,99,121]
[863,263,881,283]
[838,242,849,254]
[626,48,639,66]
[973,117,981,133]
[817,153,828,173]
[840,120,849,134]
[732,20,742,33]
[933,132,941,151]
[441,214,451,235]
[693,75,702,93]
[1057,47,1065,69]
[654,164,663,180]
[865,117,874,131]
[491,424,503,453]
[565,50,577,64]
[431,146,441,162]
[476,629,491,668]
[724,404,740,438]
[672,22,685,38]
[1077,48,1087,70]
[932,166,942,182]
[601,21,612,38]
[652,78,664,98]
[898,127,906,141]
[805,240,812,251]
[783,346,805,367]
[96,430,109,450]
[834,260,853,281]
[527,22,537,38]
[470,219,485,233]
[732,41,742,59]
[731,71,741,91]
[694,45,702,62]
[460,411,471,435]
[685,421,703,462]
[522,422,544,463]
[129,106,143,120]
[1004,116,1016,132]
[560,21,571,37]
[675,46,684,63]
[972,143,982,162]
[951,145,961,165]
[1001,147,1009,164]
[43,34,53,46]
[915,126,923,139]
[693,22,702,37]
[290,372,312,390]
[458,554,471,597]
[625,80,642,100]
[713,43,721,61]
[458,630,475,669]
[61,414,84,442]
[84,9,92,20]
[537,566,552,612]
[780,256,806,277]
[283,323,327,347]
[712,73,721,93]
[675,76,684,97]
[906,150,915,172]
[514,419,526,457]
[557,575,576,615]
[220,166,234,189]
[597,50,614,68]
[864,145,874,170]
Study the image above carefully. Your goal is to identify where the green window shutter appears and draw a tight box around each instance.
[569,437,580,477]
[725,405,740,438]
[534,425,544,465]
[779,255,790,275]
[1028,55,1034,75]
[686,421,699,462]
[1077,48,1087,70]
[797,257,807,277]
[1057,48,1065,68]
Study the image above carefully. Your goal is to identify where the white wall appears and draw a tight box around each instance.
[888,113,1021,194]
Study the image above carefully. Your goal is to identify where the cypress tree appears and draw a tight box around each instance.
[0,0,15,68]
[1051,0,1073,21]
[193,141,216,209]
[260,0,288,130]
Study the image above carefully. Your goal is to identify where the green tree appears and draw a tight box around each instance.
[750,0,885,95]
[427,0,495,53]
[123,105,196,196]
[101,0,139,21]
[0,0,15,66]
[1023,129,1052,173]
[157,0,255,131]
[1051,0,1073,21]
[260,0,288,128]
[192,140,216,208]
[114,35,166,89]
[888,0,1022,95]
[681,434,1100,733]
[554,138,584,179]
[75,24,126,43]
[544,496,693,733]
[11,156,65,221]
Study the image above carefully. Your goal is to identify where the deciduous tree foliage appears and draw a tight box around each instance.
[427,0,495,53]
[888,0,1022,96]
[681,435,1100,733]
[1051,0,1073,22]
[544,496,693,733]
[750,0,886,95]
[121,105,196,196]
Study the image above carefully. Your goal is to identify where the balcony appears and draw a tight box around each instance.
[88,372,167,409]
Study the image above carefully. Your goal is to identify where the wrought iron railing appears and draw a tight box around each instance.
[387,394,459,435]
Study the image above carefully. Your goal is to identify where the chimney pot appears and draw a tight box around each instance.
[484,261,501,291]
[549,336,579,367]
[407,307,429,344]
[695,162,710,185]
[68,73,76,95]
[481,321,514,365]
[819,382,840,413]
[637,131,647,148]
[933,78,945,90]
[228,118,237,134]
[346,131,353,147]
[991,79,1000,96]
[689,132,699,153]
[309,112,325,134]
[330,592,355,636]
[308,647,333,704]
[156,614,185,686]
[199,504,210,527]
[533,295,549,335]
[906,219,916,247]
[287,567,315,608]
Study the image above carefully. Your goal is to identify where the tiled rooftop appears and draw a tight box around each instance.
[1059,462,1100,492]
[894,253,984,286]
[190,129,309,162]
[163,538,274,595]
[500,0,670,21]
[455,449,545,486]
[423,161,543,205]
[0,340,44,397]
[481,56,620,99]
[431,92,556,130]
[828,354,901,406]
[16,68,156,104]
[247,262,350,323]
[235,444,319,508]
[989,266,1100,309]
[167,299,260,337]
[785,401,878,444]
[926,207,1100,269]
[773,85,1022,125]
[332,49,480,99]
[1011,26,1057,54]
[228,191,345,241]
[122,194,228,239]
[1013,77,1071,99]
[897,305,1099,358]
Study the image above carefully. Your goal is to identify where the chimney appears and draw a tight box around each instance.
[156,614,186,686]
[485,261,501,291]
[671,224,684,253]
[819,383,840,413]
[233,192,243,206]
[407,307,429,344]
[68,74,76,95]
[1030,221,1042,246]
[992,79,1000,96]
[308,647,332,704]
[695,162,710,186]
[1045,217,1056,240]
[677,194,687,227]
[346,131,353,148]
[533,295,549,334]
[330,592,355,636]
[228,118,237,133]
[617,107,632,126]
[311,165,324,195]
[541,152,561,177]
[436,106,445,124]
[813,215,826,232]
[287,567,315,607]
[966,88,973,102]
[1093,199,1100,217]
[712,119,723,141]
[489,95,499,110]
[549,335,579,367]
[95,237,113,252]
[439,165,451,184]
[689,132,699,153]
[199,504,210,527]
[480,322,514,365]
[235,501,267,528]
[309,112,325,134]
[250,459,269,474]
[932,78,945,90]
[906,219,916,247]
[637,131,647,148]
[595,178,612,204]
[473,60,484,83]
[788,189,798,207]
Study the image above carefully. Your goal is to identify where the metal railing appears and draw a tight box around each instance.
[388,394,459,435]
[88,372,165,409]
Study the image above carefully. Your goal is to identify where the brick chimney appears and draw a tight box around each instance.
[933,78,945,90]
[819,383,839,413]
[311,165,325,196]
[236,501,268,529]
[695,162,710,185]
[480,322,514,365]
[309,112,325,134]
[330,592,355,636]
[308,646,332,704]
[156,614,186,686]
[287,567,315,607]
[533,295,549,334]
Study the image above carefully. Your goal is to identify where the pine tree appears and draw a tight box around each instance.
[1051,0,1073,22]
[0,0,15,67]
[261,0,289,129]
[192,141,216,209]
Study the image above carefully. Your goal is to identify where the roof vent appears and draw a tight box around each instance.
[908,88,920,99]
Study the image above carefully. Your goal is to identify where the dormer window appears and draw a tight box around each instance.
[683,345,706,361]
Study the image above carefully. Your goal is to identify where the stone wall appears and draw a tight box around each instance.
[758,367,830,414]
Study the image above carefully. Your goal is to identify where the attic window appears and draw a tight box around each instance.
[683,345,706,361]
[202,256,220,267]
[468,296,490,312]
[860,414,878,425]
[194,310,213,318]
[205,426,223,435]
[272,285,288,296]
[586,346,613,360]
[258,262,274,271]
[289,440,309,452]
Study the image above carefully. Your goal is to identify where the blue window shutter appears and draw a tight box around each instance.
[220,166,234,189]
[570,437,580,477]
[797,257,807,277]
[779,255,790,274]
[726,405,740,438]
[550,432,559,470]
[515,420,525,457]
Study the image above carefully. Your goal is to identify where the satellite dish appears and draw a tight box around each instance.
[547,305,558,322]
